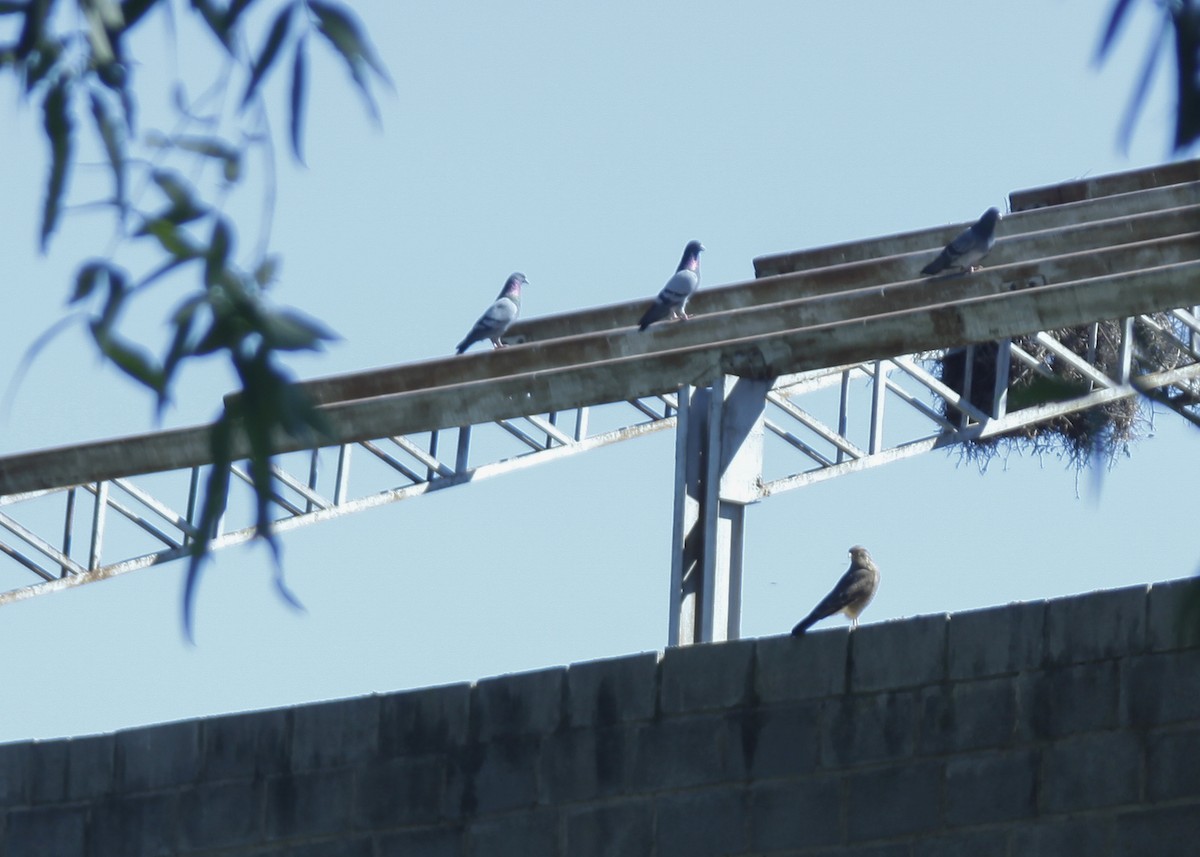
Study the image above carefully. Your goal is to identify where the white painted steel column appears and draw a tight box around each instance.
[668,376,769,646]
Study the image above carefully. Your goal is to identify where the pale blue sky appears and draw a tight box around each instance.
[1,1,1196,742]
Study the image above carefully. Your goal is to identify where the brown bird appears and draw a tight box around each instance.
[791,546,880,635]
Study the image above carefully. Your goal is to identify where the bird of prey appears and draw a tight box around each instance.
[638,240,705,331]
[791,546,881,635]
[921,207,1002,276]
[455,273,527,354]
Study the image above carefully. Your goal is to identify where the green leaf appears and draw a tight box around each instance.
[240,1,294,108]
[88,89,126,217]
[222,0,254,33]
[259,306,339,351]
[90,325,165,394]
[1170,4,1200,151]
[310,0,391,85]
[309,0,390,121]
[137,217,203,259]
[183,417,235,641]
[1098,0,1137,60]
[289,35,307,162]
[40,77,73,253]
[253,255,280,288]
[151,168,194,209]
[205,216,233,288]
[72,260,112,303]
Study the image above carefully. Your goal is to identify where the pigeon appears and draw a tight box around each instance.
[455,273,527,354]
[791,546,880,636]
[921,207,1002,276]
[638,240,705,331]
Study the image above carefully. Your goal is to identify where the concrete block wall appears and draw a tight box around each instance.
[2,578,1199,856]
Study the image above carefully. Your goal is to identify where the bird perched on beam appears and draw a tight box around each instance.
[791,546,880,635]
[921,207,1001,276]
[638,240,705,331]
[455,273,527,354]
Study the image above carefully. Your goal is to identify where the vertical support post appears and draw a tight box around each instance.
[334,445,352,505]
[1117,317,1135,385]
[184,466,201,546]
[89,482,108,571]
[306,449,320,513]
[668,375,770,646]
[837,371,851,464]
[455,426,472,473]
[868,361,886,454]
[61,487,76,578]
[991,340,1012,419]
[959,345,975,428]
[427,431,441,482]
[574,407,589,442]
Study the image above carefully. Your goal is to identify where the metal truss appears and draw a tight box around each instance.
[756,308,1200,496]
[4,307,1199,608]
[0,395,679,604]
[665,307,1200,645]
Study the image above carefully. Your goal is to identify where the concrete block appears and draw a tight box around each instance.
[1045,584,1147,666]
[1147,726,1200,801]
[748,775,842,851]
[450,735,539,816]
[67,733,115,800]
[177,779,263,852]
[354,756,446,828]
[1115,804,1200,857]
[379,682,472,758]
[1040,731,1141,813]
[948,600,1045,679]
[116,720,201,792]
[27,740,67,804]
[660,638,755,715]
[5,806,86,857]
[377,826,463,857]
[1124,649,1200,727]
[539,724,634,803]
[245,840,374,857]
[913,829,1009,857]
[566,651,658,728]
[1022,661,1120,740]
[467,809,557,857]
[265,768,354,839]
[656,788,749,857]
[564,801,653,857]
[87,793,177,857]
[0,742,29,806]
[919,677,1016,754]
[1147,577,1200,652]
[474,667,564,740]
[845,761,941,842]
[839,846,910,857]
[850,613,947,693]
[1009,818,1113,857]
[755,631,848,703]
[290,695,379,771]
[202,707,290,780]
[630,713,745,792]
[821,690,916,768]
[744,701,821,779]
[943,750,1037,826]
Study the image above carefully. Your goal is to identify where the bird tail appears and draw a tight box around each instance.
[638,302,665,331]
[921,254,947,276]
[790,614,817,636]
[454,338,470,354]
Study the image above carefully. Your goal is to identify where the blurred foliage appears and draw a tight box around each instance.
[1099,0,1200,152]
[0,0,388,637]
